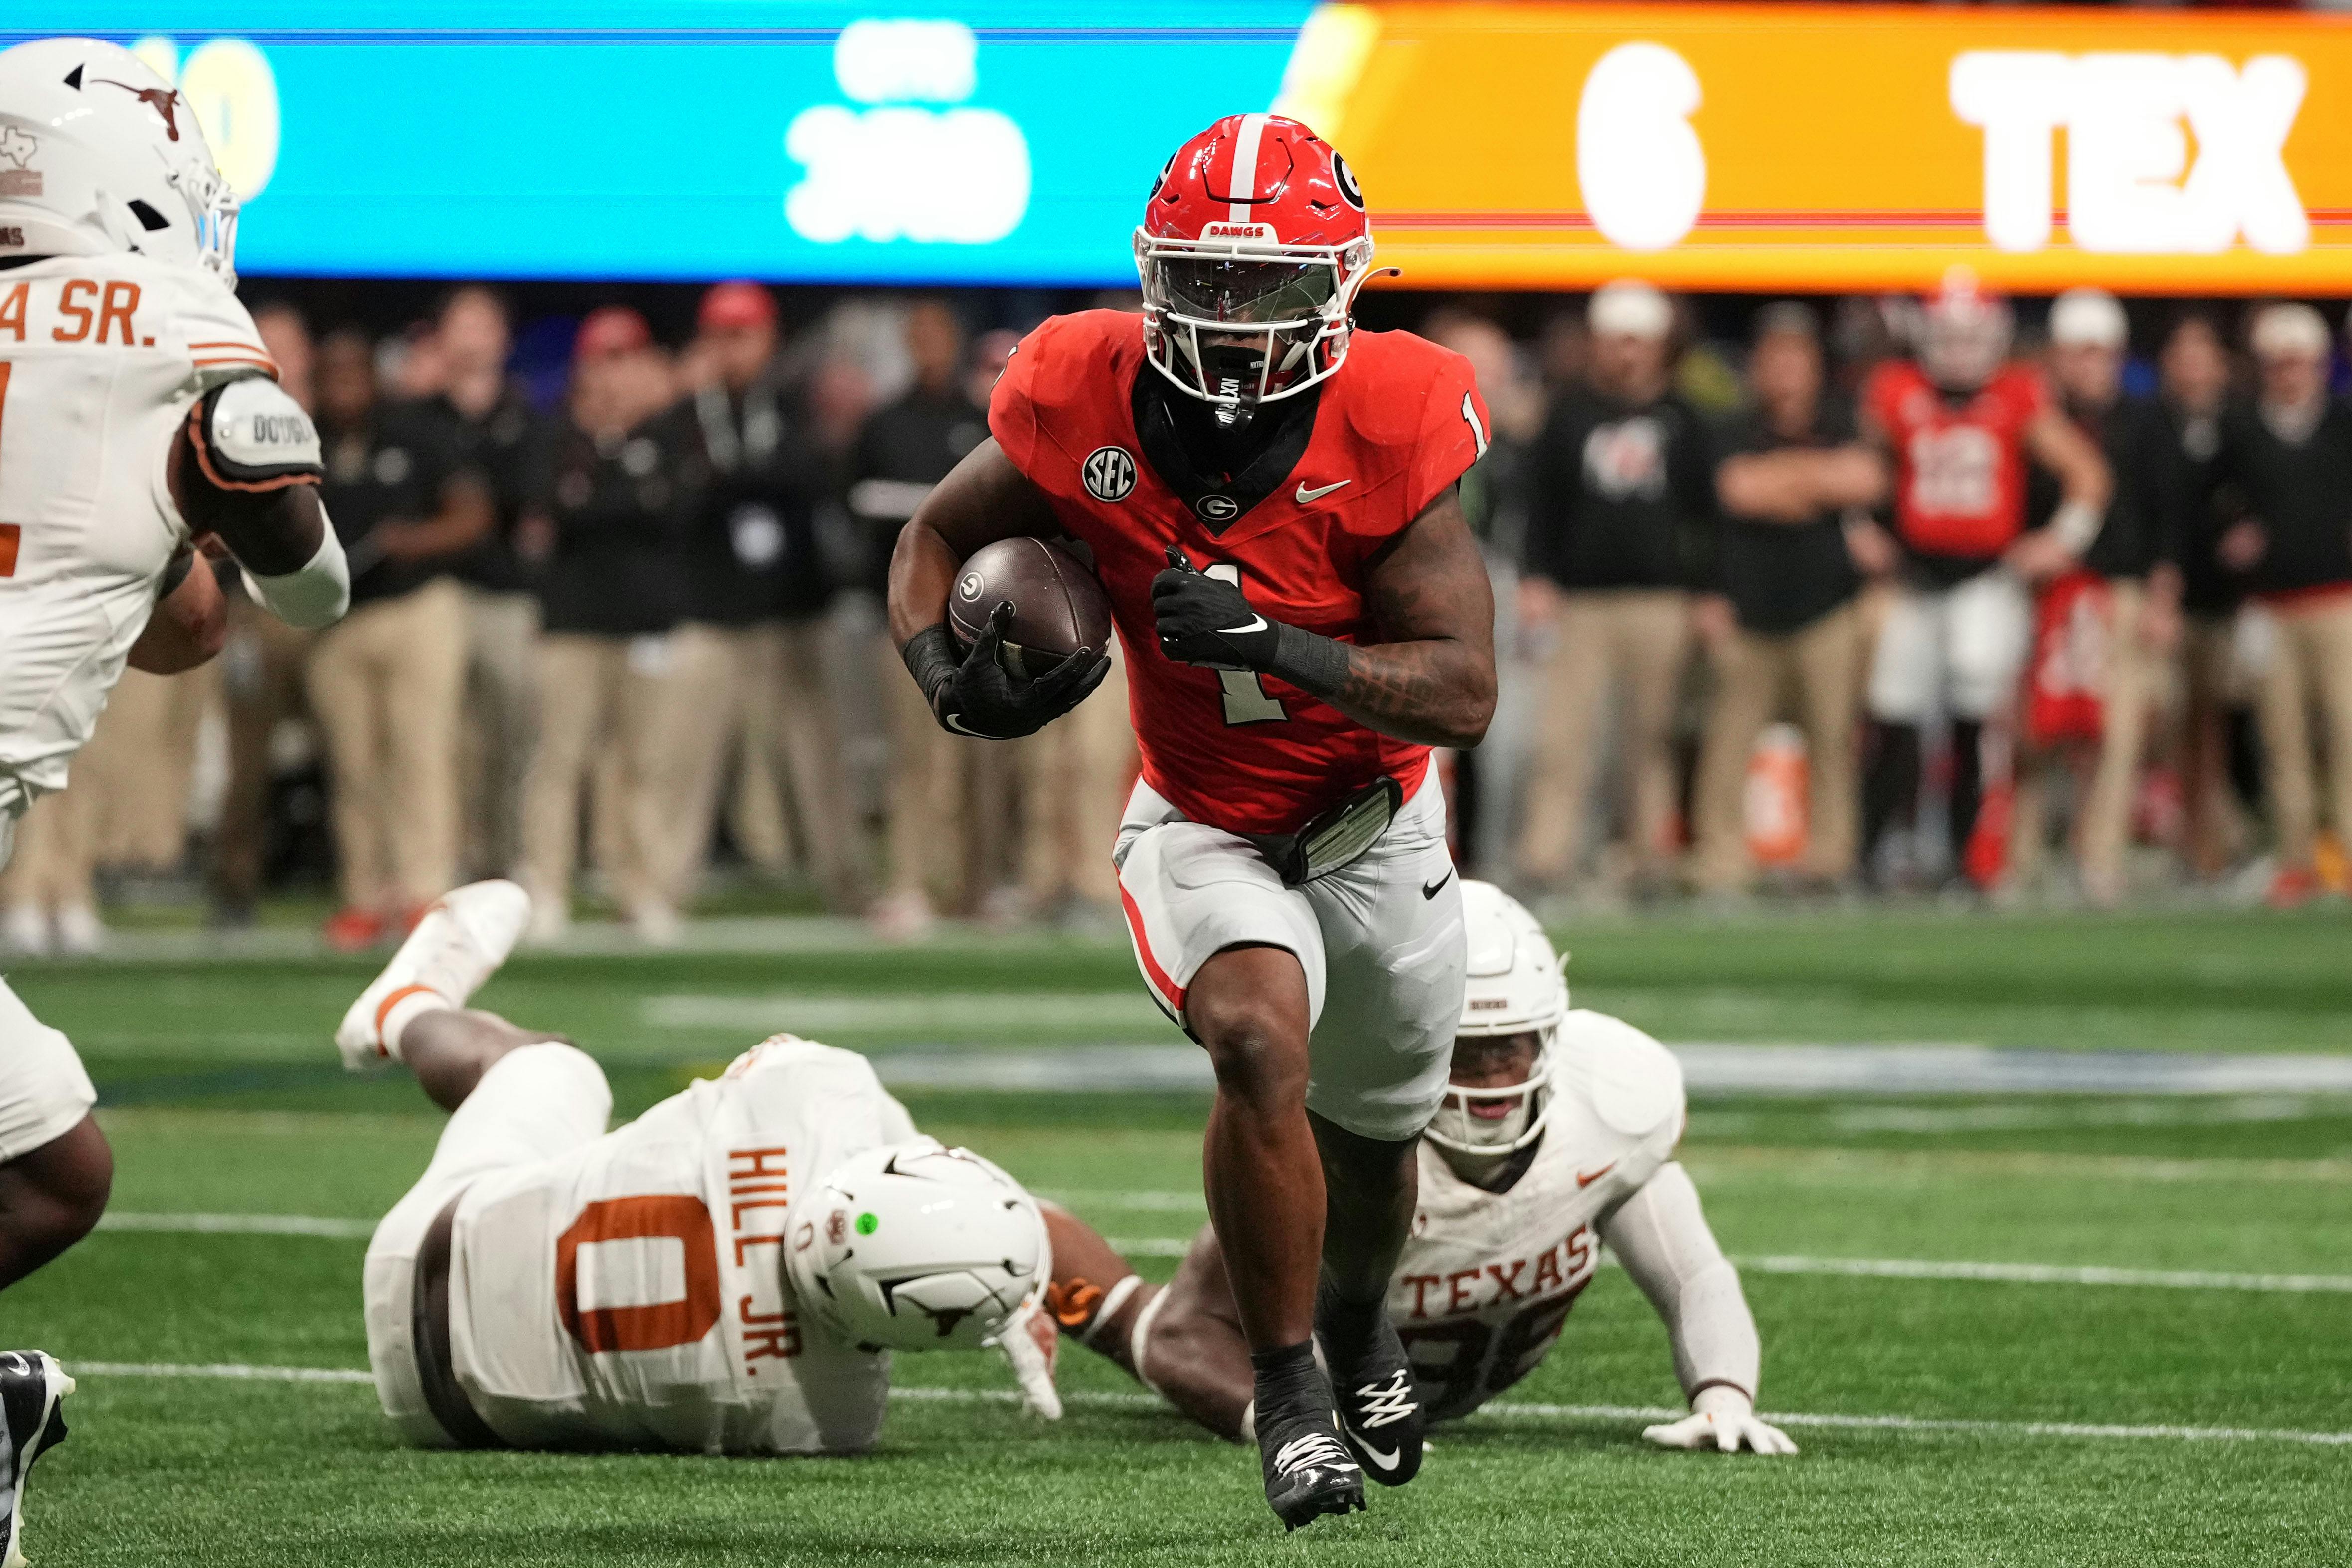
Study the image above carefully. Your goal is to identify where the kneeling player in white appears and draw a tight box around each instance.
[337,882,1057,1453]
[1041,882,1794,1456]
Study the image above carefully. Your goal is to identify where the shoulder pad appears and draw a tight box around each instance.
[192,376,322,493]
[1558,1009,1685,1139]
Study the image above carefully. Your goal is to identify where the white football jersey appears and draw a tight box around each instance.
[0,252,269,822]
[1390,1010,1686,1421]
[449,1037,920,1454]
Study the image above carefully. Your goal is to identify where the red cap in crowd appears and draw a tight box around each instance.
[575,305,652,362]
[699,281,777,334]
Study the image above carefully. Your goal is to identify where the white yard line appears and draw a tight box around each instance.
[100,1212,376,1239]
[89,1211,2352,1292]
[68,1364,2352,1445]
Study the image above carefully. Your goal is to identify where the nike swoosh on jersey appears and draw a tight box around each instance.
[1343,1418,1402,1473]
[1220,615,1269,634]
[1576,1160,1618,1188]
[1295,479,1352,503]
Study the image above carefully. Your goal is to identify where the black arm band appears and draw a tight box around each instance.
[1268,621,1352,701]
[900,624,962,707]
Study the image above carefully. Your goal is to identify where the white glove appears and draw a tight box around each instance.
[1642,1385,1797,1455]
[988,1298,1063,1421]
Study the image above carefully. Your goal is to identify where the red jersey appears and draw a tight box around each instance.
[1863,360,2049,559]
[990,310,1487,836]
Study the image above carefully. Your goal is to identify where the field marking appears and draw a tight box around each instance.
[100,1211,375,1239]
[64,1364,2352,1446]
[87,1210,2352,1292]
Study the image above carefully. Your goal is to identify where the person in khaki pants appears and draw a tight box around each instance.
[304,329,493,949]
[668,283,863,912]
[519,308,698,943]
[2213,304,2352,908]
[1017,653,1136,925]
[1690,305,1890,895]
[1518,281,1719,894]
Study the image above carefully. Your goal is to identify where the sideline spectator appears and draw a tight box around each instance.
[2213,304,2352,908]
[211,303,324,923]
[2156,314,2245,880]
[1517,280,1716,896]
[670,282,864,912]
[305,327,493,949]
[1857,274,2109,891]
[847,300,992,937]
[424,286,546,882]
[1690,304,1890,896]
[519,308,699,943]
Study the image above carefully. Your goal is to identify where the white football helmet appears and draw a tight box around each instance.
[1426,882,1569,1157]
[786,1139,1047,1353]
[0,37,239,282]
[1918,266,2011,393]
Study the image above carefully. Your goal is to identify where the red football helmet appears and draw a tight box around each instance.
[1918,266,2013,393]
[1134,113,1381,408]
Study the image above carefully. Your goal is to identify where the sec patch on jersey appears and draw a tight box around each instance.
[947,536,1115,679]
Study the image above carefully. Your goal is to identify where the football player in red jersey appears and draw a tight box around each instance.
[1857,271,2110,888]
[886,114,1496,1529]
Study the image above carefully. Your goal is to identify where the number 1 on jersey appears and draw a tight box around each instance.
[1203,563,1286,725]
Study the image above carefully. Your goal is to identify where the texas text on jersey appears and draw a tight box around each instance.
[989,309,1490,837]
[1863,358,2050,563]
[1392,1010,1686,1421]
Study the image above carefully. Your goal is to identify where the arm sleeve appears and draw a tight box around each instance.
[1407,354,1491,519]
[1597,1162,1762,1403]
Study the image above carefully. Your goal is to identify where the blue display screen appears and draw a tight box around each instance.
[3,4,1312,282]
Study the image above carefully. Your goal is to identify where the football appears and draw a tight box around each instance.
[946,537,1115,679]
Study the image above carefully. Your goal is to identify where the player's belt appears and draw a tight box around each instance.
[1244,775,1403,886]
[412,1187,505,1450]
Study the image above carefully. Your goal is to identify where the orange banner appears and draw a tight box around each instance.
[1277,3,2352,293]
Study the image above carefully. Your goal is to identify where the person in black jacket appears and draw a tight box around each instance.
[669,283,863,913]
[517,308,699,943]
[1690,304,1889,896]
[1517,280,1716,895]
[2212,303,2352,907]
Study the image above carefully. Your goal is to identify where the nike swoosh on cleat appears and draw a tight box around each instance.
[1219,615,1269,634]
[1344,1419,1402,1473]
[1295,480,1352,503]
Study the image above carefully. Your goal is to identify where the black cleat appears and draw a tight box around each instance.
[1259,1417,1366,1532]
[0,1351,73,1568]
[1318,1288,1424,1486]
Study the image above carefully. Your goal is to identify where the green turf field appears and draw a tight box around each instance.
[3,905,2349,1566]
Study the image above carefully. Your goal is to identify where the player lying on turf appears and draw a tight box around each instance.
[1039,882,1796,1456]
[334,881,1062,1454]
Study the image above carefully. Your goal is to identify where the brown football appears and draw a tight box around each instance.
[946,537,1115,679]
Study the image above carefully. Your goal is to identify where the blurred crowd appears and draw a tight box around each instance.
[2,272,2348,954]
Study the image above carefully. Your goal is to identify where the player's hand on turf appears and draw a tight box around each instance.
[1642,1387,1798,1455]
[935,601,1109,740]
[988,1298,1064,1420]
[1152,545,1282,672]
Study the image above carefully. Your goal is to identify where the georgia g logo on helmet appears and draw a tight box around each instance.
[1132,113,1387,410]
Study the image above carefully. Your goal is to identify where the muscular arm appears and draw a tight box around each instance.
[1597,1163,1761,1403]
[886,438,1062,650]
[126,549,227,674]
[1041,1206,1256,1441]
[1301,486,1497,750]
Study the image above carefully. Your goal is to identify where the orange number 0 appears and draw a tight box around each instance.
[554,1195,723,1354]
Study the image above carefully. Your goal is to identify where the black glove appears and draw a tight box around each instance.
[903,602,1110,740]
[1151,545,1281,671]
[1151,545,1350,696]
